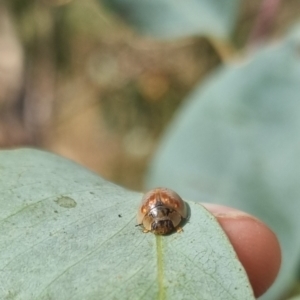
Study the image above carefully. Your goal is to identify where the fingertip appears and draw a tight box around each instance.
[203,204,281,298]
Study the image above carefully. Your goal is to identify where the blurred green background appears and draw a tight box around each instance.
[0,0,298,191]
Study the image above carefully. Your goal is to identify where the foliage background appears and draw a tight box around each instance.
[0,0,298,191]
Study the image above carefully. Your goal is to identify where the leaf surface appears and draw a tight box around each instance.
[0,149,254,299]
[102,0,241,40]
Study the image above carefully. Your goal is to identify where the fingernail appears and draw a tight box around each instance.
[202,203,256,219]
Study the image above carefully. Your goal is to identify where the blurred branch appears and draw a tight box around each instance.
[0,4,31,147]
[22,2,56,145]
[247,0,281,49]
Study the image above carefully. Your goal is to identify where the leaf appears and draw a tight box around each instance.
[0,149,254,299]
[102,0,241,40]
[145,27,300,300]
[288,296,300,300]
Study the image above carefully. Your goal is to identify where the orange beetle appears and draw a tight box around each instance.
[137,188,188,235]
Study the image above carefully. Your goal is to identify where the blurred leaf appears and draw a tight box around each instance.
[102,0,241,40]
[145,27,300,300]
[0,149,254,299]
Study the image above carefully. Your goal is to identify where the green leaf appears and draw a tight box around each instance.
[288,296,300,300]
[145,28,300,300]
[0,149,254,299]
[102,0,241,40]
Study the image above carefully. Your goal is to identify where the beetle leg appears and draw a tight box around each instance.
[176,227,183,233]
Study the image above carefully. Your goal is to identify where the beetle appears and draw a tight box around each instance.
[137,188,188,235]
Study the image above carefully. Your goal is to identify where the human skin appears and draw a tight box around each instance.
[203,203,281,298]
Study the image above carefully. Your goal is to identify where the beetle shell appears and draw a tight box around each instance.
[137,188,187,235]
